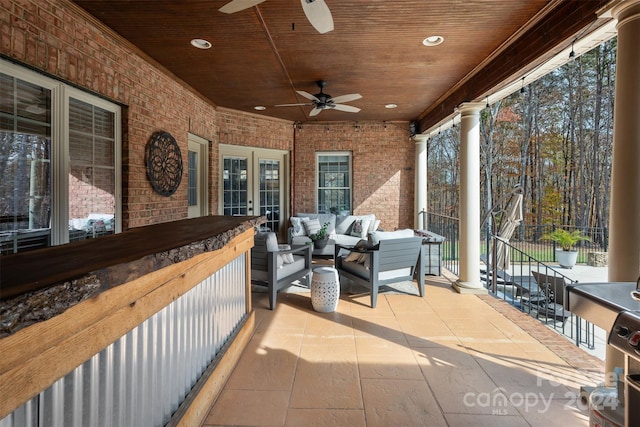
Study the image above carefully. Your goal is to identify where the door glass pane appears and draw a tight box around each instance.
[259,159,280,232]
[0,74,52,254]
[68,98,116,242]
[223,157,248,215]
[188,150,197,207]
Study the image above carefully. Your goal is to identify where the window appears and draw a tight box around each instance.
[317,152,351,214]
[0,60,121,254]
[187,133,209,218]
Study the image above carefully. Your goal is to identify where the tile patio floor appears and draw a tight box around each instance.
[202,275,605,427]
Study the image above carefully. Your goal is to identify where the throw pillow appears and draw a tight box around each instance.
[278,244,295,263]
[344,251,362,262]
[350,219,371,239]
[358,253,369,265]
[265,232,280,252]
[354,239,371,250]
[335,215,355,234]
[290,216,309,237]
[302,218,321,236]
[276,254,285,268]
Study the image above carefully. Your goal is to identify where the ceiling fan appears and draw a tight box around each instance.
[219,0,334,34]
[276,80,362,117]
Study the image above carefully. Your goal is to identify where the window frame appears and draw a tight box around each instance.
[1,59,122,246]
[187,133,209,218]
[315,151,352,214]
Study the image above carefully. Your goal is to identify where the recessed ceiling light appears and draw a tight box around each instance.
[190,38,212,49]
[385,103,398,109]
[423,35,444,47]
[254,106,266,111]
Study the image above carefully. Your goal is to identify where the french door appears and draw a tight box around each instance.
[219,145,288,235]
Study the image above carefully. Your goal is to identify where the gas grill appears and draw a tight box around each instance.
[609,308,640,427]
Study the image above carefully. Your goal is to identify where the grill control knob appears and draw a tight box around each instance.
[617,326,630,337]
[628,331,640,348]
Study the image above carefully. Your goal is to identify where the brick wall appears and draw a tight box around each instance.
[2,0,416,233]
[1,0,293,229]
[293,122,415,231]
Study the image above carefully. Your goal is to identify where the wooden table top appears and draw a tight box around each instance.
[1,216,262,300]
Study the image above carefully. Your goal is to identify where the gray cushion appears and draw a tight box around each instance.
[335,215,356,234]
[251,255,307,282]
[340,259,412,281]
[291,235,313,245]
[368,229,415,246]
[333,234,361,247]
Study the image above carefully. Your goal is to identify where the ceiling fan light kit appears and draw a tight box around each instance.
[275,80,362,117]
[219,0,334,34]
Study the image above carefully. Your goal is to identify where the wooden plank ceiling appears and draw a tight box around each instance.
[71,0,609,130]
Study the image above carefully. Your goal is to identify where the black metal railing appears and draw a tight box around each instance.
[483,237,596,350]
[424,211,599,352]
[508,224,608,264]
[425,212,459,275]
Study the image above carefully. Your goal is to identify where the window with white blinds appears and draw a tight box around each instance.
[0,59,121,253]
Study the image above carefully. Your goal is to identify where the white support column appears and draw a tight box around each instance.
[609,0,640,283]
[605,0,640,384]
[414,134,429,230]
[454,102,487,294]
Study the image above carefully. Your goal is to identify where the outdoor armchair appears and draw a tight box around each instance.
[251,232,312,310]
[334,235,425,308]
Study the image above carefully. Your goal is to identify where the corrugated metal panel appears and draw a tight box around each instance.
[1,254,247,427]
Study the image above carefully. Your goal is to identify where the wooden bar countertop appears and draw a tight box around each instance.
[0,215,262,335]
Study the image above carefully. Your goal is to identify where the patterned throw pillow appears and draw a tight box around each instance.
[350,219,371,238]
[290,216,309,237]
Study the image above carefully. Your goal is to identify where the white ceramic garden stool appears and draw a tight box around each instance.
[311,266,340,312]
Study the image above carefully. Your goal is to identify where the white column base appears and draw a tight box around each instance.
[453,280,488,294]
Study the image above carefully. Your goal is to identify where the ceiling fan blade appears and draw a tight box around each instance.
[332,104,361,113]
[296,90,320,102]
[301,0,334,34]
[309,107,323,116]
[219,0,266,14]
[330,93,362,104]
[275,103,311,107]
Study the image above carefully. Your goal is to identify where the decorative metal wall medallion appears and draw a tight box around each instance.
[146,131,183,196]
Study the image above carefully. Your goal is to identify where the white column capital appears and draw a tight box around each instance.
[457,102,485,116]
[412,134,429,145]
[611,0,640,23]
